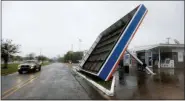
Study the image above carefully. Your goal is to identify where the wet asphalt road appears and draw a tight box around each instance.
[1,63,105,100]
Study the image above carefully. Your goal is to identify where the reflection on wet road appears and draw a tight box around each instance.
[1,71,40,94]
[1,63,184,100]
[113,68,184,99]
[1,63,91,100]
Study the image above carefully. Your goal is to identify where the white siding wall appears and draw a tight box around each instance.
[172,48,184,53]
[172,48,184,62]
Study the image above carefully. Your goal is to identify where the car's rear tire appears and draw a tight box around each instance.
[37,66,41,71]
[32,68,36,72]
[18,71,22,74]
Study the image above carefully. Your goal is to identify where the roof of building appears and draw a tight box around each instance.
[131,43,184,52]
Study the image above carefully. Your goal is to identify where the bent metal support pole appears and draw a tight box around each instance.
[126,50,155,75]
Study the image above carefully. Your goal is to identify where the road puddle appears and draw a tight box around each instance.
[111,68,184,99]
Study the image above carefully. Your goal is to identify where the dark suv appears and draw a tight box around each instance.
[18,60,41,74]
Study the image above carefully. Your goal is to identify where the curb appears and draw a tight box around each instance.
[1,72,18,76]
[72,66,115,96]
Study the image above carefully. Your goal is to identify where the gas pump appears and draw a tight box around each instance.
[126,50,155,75]
[123,53,130,73]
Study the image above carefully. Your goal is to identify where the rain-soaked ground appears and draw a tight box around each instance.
[71,64,184,100]
[1,63,184,100]
[109,67,184,100]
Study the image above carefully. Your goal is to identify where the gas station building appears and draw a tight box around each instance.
[129,44,184,69]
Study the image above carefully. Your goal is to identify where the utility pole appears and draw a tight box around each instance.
[166,37,171,44]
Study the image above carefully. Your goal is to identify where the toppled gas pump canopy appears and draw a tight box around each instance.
[79,4,148,81]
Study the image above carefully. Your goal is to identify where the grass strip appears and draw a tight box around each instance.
[1,62,50,76]
[1,64,19,76]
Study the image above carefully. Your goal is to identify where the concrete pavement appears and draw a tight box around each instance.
[111,68,184,100]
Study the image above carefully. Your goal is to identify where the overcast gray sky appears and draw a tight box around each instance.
[2,1,184,58]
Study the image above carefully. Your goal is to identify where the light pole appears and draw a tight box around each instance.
[70,44,73,64]
[71,44,73,52]
[40,48,42,56]
[39,48,43,63]
[78,38,82,51]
